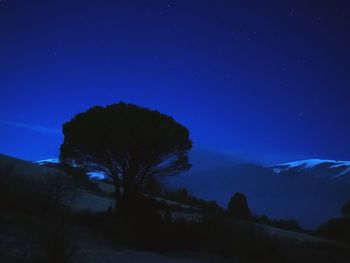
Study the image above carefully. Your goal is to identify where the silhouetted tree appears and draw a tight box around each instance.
[317,218,350,243]
[341,200,350,219]
[142,176,162,196]
[317,199,350,243]
[41,172,76,209]
[227,192,252,220]
[59,102,192,207]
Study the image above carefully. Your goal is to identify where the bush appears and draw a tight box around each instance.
[0,164,75,216]
[227,192,252,220]
[317,218,350,243]
[163,188,223,213]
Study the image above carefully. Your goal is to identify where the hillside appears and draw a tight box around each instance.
[2,153,348,263]
[33,155,350,228]
[0,154,114,213]
[0,154,65,180]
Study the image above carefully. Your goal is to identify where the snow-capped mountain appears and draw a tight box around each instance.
[34,158,104,179]
[33,158,59,165]
[269,159,350,181]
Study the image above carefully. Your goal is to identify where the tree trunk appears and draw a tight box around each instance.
[122,169,138,200]
[117,169,141,214]
[113,179,121,208]
[123,184,137,201]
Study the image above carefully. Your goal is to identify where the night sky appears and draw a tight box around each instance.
[1,0,350,164]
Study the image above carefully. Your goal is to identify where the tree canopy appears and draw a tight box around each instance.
[227,192,252,220]
[59,102,192,204]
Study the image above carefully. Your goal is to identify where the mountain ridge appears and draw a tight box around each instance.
[268,159,350,182]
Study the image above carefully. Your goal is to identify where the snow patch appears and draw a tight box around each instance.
[268,159,350,179]
[34,158,59,165]
[34,158,105,179]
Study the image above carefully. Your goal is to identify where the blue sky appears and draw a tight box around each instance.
[1,0,350,163]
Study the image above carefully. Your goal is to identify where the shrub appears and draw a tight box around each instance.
[227,192,252,220]
[0,164,75,216]
[317,218,350,243]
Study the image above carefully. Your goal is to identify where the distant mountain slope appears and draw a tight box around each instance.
[33,158,60,165]
[32,155,350,229]
[34,158,105,179]
[170,161,350,229]
[269,159,350,182]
